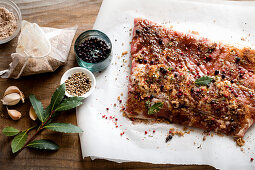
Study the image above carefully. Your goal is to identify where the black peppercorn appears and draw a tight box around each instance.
[235,57,241,63]
[160,85,164,91]
[150,94,154,99]
[158,39,163,45]
[138,58,143,64]
[214,70,219,75]
[165,134,173,143]
[150,61,154,65]
[230,80,234,83]
[174,73,178,77]
[197,62,201,66]
[136,29,140,35]
[190,88,194,93]
[221,74,225,79]
[160,67,167,74]
[144,59,147,64]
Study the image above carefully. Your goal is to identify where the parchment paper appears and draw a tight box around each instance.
[76,0,255,169]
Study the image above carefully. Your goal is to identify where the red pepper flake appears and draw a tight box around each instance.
[145,131,148,135]
[224,93,228,98]
[119,100,122,103]
[106,108,109,111]
[250,94,254,97]
[116,126,118,128]
[204,57,207,60]
[153,130,155,133]
[169,131,172,134]
[115,118,118,121]
[197,88,200,92]
[102,115,105,118]
[184,93,188,96]
[211,118,215,121]
[120,132,125,136]
[207,71,209,75]
[251,158,254,162]
[180,65,183,68]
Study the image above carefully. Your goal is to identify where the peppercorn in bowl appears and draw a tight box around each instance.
[60,67,96,98]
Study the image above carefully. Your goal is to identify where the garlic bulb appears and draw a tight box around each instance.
[2,86,25,106]
[7,108,22,120]
[29,106,37,121]
[2,93,21,106]
[4,86,25,103]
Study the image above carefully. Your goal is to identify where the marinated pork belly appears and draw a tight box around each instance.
[126,18,255,137]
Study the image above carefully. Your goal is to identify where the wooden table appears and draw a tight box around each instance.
[0,1,216,169]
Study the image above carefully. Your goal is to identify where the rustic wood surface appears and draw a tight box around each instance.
[0,0,216,169]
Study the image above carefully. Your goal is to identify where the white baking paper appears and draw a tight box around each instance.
[76,0,255,169]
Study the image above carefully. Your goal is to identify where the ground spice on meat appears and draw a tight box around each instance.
[0,7,17,40]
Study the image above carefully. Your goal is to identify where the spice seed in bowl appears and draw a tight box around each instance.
[65,72,92,96]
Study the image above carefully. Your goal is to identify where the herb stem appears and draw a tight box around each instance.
[18,110,55,153]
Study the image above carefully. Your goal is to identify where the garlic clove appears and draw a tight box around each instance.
[4,86,25,103]
[7,108,22,120]
[29,106,37,121]
[2,93,21,106]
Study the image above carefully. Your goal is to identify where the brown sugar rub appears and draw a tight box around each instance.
[0,7,17,40]
[126,18,255,140]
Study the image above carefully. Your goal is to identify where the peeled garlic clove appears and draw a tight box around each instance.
[29,106,37,121]
[4,86,25,103]
[7,108,21,120]
[2,93,21,106]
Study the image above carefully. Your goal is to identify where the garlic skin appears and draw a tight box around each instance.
[2,93,21,106]
[29,106,37,121]
[4,86,25,103]
[7,108,22,120]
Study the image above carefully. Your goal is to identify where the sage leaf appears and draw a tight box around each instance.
[50,84,65,111]
[195,76,214,86]
[2,127,20,136]
[148,102,163,115]
[27,139,59,151]
[45,123,83,133]
[29,94,45,122]
[55,97,84,112]
[11,131,28,153]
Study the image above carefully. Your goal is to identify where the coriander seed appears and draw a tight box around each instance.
[65,72,92,96]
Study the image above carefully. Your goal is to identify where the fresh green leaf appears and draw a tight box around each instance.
[29,94,45,122]
[11,131,28,153]
[50,84,65,111]
[27,139,59,151]
[2,127,20,136]
[55,97,84,112]
[148,102,163,115]
[43,105,51,121]
[44,123,83,133]
[145,100,150,108]
[195,76,214,86]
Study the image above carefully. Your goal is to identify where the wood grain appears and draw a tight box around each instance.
[0,0,216,169]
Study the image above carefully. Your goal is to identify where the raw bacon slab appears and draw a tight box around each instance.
[126,18,255,137]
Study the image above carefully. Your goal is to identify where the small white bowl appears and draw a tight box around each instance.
[60,67,96,98]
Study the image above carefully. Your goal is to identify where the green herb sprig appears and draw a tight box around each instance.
[148,102,163,115]
[2,84,84,153]
[195,76,214,86]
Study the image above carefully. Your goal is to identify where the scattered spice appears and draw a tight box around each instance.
[0,7,17,40]
[65,72,91,96]
[235,137,245,147]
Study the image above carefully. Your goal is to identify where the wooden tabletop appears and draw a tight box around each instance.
[0,1,216,169]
